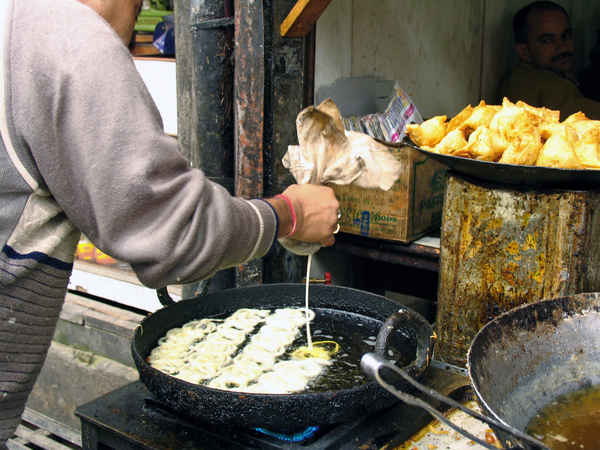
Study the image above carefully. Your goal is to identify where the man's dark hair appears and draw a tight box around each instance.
[513,1,569,44]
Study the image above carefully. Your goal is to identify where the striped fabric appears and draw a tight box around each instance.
[0,195,78,448]
[1,0,279,445]
[0,261,69,445]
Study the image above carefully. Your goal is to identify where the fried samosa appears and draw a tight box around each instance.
[406,115,447,148]
[433,129,468,156]
[459,100,499,139]
[446,105,473,134]
[569,120,600,169]
[458,126,508,161]
[536,133,583,169]
[499,131,543,166]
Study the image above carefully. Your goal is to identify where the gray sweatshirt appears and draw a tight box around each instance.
[0,0,277,443]
[1,0,278,288]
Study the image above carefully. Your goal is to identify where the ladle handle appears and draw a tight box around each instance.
[361,353,550,450]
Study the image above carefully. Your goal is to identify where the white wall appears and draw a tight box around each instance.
[134,58,178,136]
[313,0,353,88]
[315,0,600,119]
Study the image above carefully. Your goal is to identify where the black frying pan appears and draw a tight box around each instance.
[402,137,600,190]
[132,284,434,429]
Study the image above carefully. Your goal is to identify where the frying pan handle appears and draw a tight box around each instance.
[156,287,176,307]
[361,353,550,450]
[156,278,213,306]
[375,309,434,378]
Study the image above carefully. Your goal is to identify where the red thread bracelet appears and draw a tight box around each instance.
[275,194,296,238]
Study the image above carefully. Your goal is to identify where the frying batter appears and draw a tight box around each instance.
[148,307,328,393]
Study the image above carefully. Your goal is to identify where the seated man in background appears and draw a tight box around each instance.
[497,1,600,120]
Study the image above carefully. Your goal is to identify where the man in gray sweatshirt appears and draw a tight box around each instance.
[0,0,340,446]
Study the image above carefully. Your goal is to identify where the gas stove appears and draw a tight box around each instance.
[75,363,471,450]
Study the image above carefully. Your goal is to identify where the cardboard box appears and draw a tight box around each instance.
[330,142,447,243]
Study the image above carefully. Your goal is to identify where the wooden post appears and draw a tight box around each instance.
[234,0,266,286]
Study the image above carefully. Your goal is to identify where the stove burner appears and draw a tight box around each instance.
[142,394,330,447]
[143,395,323,442]
[254,426,320,442]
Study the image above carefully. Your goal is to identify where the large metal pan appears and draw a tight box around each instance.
[363,293,600,449]
[468,292,600,449]
[403,137,600,190]
[132,283,434,429]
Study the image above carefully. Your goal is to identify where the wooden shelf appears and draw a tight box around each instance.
[331,231,441,273]
[281,0,333,37]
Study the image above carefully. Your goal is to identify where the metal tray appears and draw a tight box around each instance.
[402,137,600,190]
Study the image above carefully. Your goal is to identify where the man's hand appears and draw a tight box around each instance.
[266,184,340,247]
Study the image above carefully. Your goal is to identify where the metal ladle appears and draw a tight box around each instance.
[361,353,550,450]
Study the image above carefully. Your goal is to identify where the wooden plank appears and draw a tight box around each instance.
[22,409,82,447]
[64,293,145,324]
[280,0,333,37]
[234,0,265,286]
[73,260,139,286]
[14,425,73,450]
[6,440,30,450]
[70,260,182,310]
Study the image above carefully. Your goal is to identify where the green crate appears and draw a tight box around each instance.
[135,7,173,33]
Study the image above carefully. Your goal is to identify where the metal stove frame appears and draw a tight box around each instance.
[75,364,470,450]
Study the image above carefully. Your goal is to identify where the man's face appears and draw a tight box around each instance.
[516,8,574,74]
[80,0,144,47]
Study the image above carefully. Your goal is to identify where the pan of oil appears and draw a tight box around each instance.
[468,293,600,449]
[526,384,600,449]
[133,283,435,429]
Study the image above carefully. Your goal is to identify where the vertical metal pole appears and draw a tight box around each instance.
[174,0,236,295]
[176,0,312,287]
[261,0,308,283]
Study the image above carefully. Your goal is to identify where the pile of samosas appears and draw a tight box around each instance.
[405,98,600,169]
